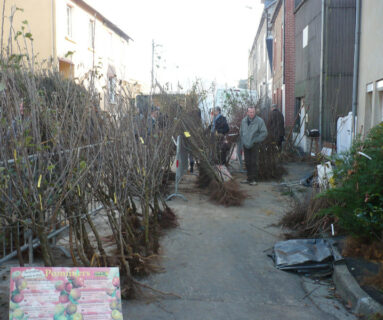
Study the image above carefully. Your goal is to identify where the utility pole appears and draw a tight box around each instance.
[150,40,163,103]
[150,39,154,104]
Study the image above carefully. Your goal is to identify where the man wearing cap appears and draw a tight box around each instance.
[240,106,268,185]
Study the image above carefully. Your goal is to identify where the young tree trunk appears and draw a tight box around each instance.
[118,212,133,297]
[69,221,78,266]
[37,220,54,266]
[143,188,150,252]
[14,225,24,266]
[79,214,94,261]
[129,195,137,214]
[74,220,90,266]
[85,210,107,266]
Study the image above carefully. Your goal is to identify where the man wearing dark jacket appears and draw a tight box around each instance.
[268,104,285,149]
[211,107,229,135]
[210,107,230,164]
[240,107,268,185]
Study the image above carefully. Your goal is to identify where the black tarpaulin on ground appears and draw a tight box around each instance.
[271,239,343,274]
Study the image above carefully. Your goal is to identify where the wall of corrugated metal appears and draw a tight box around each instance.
[295,0,305,9]
[294,0,356,142]
[294,0,322,131]
[323,0,356,142]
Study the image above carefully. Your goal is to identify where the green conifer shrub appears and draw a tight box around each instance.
[320,123,383,241]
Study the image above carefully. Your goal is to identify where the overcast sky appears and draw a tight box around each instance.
[88,0,263,91]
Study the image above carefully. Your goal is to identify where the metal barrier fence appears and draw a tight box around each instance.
[0,135,185,265]
[166,135,189,201]
[0,201,103,266]
[0,143,106,266]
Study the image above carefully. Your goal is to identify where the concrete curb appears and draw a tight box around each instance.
[333,263,383,316]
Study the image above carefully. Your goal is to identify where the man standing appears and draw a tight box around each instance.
[210,107,229,135]
[240,107,268,185]
[268,104,285,150]
[210,107,230,164]
[147,106,159,135]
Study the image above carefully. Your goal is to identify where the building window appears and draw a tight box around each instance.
[365,83,373,131]
[303,25,308,48]
[108,77,116,103]
[379,91,383,123]
[378,80,383,122]
[66,5,73,38]
[59,60,74,79]
[88,20,95,48]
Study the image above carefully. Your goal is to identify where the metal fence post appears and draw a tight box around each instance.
[28,229,33,265]
[166,135,188,201]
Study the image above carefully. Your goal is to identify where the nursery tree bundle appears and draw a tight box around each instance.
[0,12,181,298]
[178,87,246,206]
[0,66,181,296]
[0,66,98,266]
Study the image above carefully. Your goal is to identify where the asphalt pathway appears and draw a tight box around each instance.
[123,163,354,320]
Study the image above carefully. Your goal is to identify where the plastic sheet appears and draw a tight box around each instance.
[271,239,343,274]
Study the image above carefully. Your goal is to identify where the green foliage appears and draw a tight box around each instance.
[24,32,33,41]
[320,123,383,240]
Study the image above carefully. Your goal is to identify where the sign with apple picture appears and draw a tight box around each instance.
[9,267,123,320]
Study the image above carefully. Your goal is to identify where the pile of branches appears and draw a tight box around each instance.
[279,188,335,239]
[257,106,286,180]
[0,55,181,297]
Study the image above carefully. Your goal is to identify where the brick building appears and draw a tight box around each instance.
[271,0,295,130]
[284,0,296,130]
[271,1,284,114]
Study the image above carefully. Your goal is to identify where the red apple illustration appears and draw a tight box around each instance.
[11,293,24,303]
[65,282,73,293]
[55,280,65,292]
[112,277,120,288]
[72,277,84,288]
[59,293,69,304]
